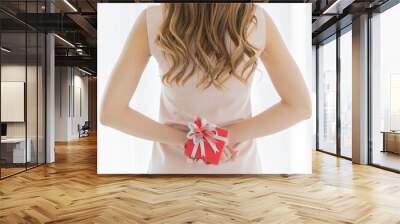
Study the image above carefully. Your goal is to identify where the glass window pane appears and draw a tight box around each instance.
[0,0,46,179]
[318,38,337,154]
[1,30,27,177]
[27,31,38,169]
[38,32,45,165]
[23,0,40,170]
[340,29,352,158]
[371,4,400,171]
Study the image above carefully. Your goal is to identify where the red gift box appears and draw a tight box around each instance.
[184,118,229,165]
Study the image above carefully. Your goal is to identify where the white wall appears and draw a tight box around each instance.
[1,65,37,138]
[55,67,89,141]
[1,82,25,122]
[75,73,89,131]
[55,67,69,141]
[98,3,313,174]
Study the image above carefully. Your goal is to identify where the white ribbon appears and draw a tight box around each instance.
[186,118,228,159]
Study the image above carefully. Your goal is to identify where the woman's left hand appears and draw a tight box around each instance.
[220,143,239,163]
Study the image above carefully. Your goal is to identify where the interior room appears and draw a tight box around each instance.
[0,0,400,223]
[370,3,400,171]
[0,24,46,178]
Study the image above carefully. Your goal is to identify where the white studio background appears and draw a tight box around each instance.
[97,3,312,174]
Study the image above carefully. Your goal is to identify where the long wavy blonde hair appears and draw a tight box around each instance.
[155,3,259,89]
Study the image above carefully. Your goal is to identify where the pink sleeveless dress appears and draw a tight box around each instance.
[146,5,266,174]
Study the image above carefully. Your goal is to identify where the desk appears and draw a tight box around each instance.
[382,131,400,154]
[1,138,31,163]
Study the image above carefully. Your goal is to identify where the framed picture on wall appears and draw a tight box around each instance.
[1,81,25,123]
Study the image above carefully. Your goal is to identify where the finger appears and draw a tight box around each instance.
[221,149,231,163]
[223,148,230,159]
[225,148,232,159]
[230,148,238,161]
[220,151,229,163]
[228,145,238,155]
[227,145,238,161]
[186,158,195,164]
[220,152,226,162]
[195,159,204,165]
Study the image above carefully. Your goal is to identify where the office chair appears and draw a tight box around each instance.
[79,121,90,138]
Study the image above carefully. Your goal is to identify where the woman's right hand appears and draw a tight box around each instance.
[165,123,189,146]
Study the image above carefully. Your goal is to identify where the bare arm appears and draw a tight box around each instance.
[226,10,312,144]
[100,10,186,145]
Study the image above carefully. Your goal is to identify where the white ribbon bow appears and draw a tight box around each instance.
[186,118,228,159]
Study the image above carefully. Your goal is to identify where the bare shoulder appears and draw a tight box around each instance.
[254,5,278,38]
[254,5,278,53]
[145,4,163,16]
[256,5,275,30]
[130,5,162,27]
[123,6,150,56]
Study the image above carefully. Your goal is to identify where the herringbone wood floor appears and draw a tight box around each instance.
[1,135,400,224]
